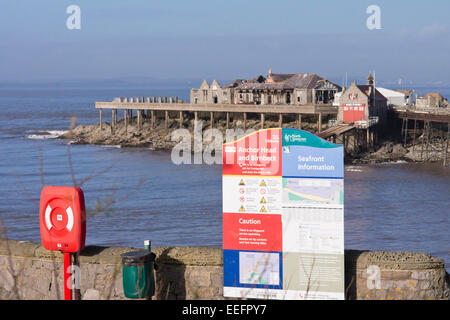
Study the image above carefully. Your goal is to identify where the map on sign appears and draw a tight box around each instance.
[282,178,343,207]
[239,251,280,286]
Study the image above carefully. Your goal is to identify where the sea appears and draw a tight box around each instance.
[0,84,448,270]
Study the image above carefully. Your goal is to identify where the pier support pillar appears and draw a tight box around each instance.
[412,120,417,151]
[298,114,302,130]
[243,112,247,130]
[151,110,155,129]
[260,113,265,129]
[444,124,449,166]
[194,111,199,127]
[403,118,408,146]
[165,111,169,131]
[137,110,142,129]
[366,128,370,150]
[279,113,283,128]
[210,112,214,129]
[99,109,103,129]
[226,112,230,129]
[124,109,128,134]
[343,133,346,155]
[111,110,117,134]
[179,111,183,129]
[318,112,322,133]
[370,128,374,150]
[425,121,430,160]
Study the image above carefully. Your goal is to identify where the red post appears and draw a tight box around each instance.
[64,252,72,300]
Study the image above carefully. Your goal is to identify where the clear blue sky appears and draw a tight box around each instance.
[1,0,449,84]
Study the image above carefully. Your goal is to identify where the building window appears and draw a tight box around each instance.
[297,96,301,103]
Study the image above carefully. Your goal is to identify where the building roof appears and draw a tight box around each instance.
[235,82,294,91]
[357,85,388,101]
[266,72,340,90]
[395,89,413,96]
[223,75,265,88]
[377,87,405,98]
[200,80,210,90]
[210,79,221,89]
[423,93,443,99]
[223,71,339,91]
[267,73,297,82]
[284,73,325,89]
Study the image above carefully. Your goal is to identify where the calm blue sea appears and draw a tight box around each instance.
[0,84,448,270]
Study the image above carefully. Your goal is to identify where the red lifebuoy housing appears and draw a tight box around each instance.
[39,186,86,253]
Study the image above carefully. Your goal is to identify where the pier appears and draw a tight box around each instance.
[394,108,450,165]
[318,117,379,155]
[94,97,450,165]
[95,98,337,133]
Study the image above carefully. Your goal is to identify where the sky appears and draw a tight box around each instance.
[0,0,449,85]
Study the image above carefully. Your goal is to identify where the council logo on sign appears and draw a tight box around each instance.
[284,133,306,143]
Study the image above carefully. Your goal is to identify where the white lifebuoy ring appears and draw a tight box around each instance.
[44,204,74,232]
[66,206,74,231]
[45,204,53,230]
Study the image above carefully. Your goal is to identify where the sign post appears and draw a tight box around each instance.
[222,128,344,300]
[63,252,72,300]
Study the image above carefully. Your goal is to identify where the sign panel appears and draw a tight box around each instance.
[223,128,344,300]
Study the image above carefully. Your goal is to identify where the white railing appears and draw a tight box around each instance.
[354,116,379,129]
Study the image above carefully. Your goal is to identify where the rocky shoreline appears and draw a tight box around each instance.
[58,118,447,165]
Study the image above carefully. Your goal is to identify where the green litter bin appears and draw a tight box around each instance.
[122,250,156,299]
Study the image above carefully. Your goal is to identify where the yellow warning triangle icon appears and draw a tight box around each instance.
[239,179,245,186]
[260,180,266,187]
[239,205,245,212]
[260,197,267,204]
[260,206,267,213]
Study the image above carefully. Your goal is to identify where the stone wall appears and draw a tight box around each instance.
[0,239,448,300]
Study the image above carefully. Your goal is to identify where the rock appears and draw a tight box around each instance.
[392,144,406,155]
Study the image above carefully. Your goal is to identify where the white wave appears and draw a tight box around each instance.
[101,145,122,148]
[345,166,363,172]
[26,130,68,140]
[378,160,408,165]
